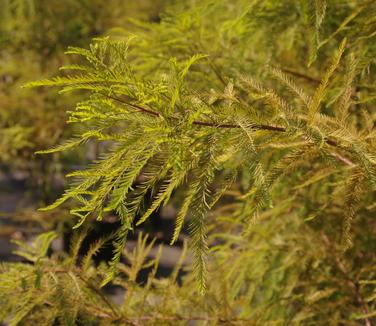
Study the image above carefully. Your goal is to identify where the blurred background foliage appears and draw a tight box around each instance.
[0,0,167,195]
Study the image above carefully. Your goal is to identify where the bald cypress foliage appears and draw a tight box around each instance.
[1,1,376,325]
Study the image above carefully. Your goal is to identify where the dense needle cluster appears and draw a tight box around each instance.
[1,0,375,325]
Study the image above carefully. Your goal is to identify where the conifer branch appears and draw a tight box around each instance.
[104,93,287,130]
[105,94,355,166]
[2,1,376,324]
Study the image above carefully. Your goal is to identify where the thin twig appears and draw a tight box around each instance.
[191,119,285,131]
[105,94,287,131]
[105,94,355,166]
[329,151,356,167]
[279,67,320,84]
[116,314,254,325]
[106,94,160,117]
[276,66,370,90]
